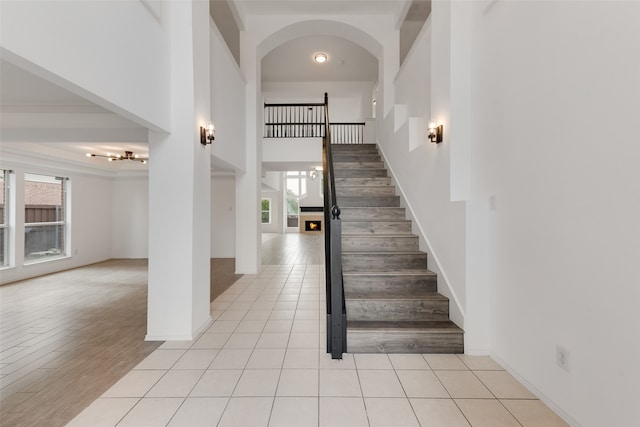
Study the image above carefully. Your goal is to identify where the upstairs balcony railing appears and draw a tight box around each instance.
[264,102,364,144]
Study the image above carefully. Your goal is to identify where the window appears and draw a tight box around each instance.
[261,198,271,224]
[0,170,9,267]
[285,171,307,228]
[24,173,68,263]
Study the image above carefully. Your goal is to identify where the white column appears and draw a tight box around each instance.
[449,0,473,201]
[146,0,211,341]
[464,199,491,354]
[235,33,261,274]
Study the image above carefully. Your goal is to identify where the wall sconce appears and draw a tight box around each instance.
[200,122,215,145]
[428,121,443,143]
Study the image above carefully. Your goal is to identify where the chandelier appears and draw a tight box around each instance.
[86,150,148,164]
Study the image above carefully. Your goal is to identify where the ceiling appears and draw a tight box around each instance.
[0,59,150,173]
[261,35,378,83]
[234,0,408,19]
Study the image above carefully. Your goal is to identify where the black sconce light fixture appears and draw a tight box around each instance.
[428,121,443,143]
[200,122,215,145]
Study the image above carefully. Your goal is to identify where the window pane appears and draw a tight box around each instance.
[286,178,299,196]
[24,224,65,261]
[300,176,306,196]
[261,198,271,224]
[24,174,64,223]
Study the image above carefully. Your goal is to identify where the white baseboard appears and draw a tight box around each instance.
[491,352,582,427]
[145,316,212,342]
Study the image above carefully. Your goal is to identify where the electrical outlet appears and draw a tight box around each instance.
[556,345,570,372]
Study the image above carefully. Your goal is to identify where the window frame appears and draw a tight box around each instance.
[261,198,271,224]
[0,169,10,268]
[23,173,70,264]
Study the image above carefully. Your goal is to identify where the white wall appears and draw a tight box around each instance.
[211,175,236,257]
[109,174,237,260]
[262,81,376,122]
[111,176,149,259]
[263,138,322,166]
[382,14,467,330]
[261,171,284,234]
[467,1,640,425]
[0,155,113,285]
[299,174,324,208]
[0,0,170,131]
[211,18,246,172]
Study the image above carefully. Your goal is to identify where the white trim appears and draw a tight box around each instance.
[24,221,64,227]
[23,255,70,266]
[145,316,212,342]
[491,352,582,427]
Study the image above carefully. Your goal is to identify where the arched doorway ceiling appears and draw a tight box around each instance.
[261,35,378,83]
[257,19,383,63]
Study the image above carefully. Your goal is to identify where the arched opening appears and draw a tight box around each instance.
[256,21,382,236]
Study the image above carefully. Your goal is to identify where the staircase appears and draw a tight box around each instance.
[332,143,464,353]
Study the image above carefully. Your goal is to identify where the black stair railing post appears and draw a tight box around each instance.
[329,205,344,359]
[322,92,346,359]
[323,130,332,353]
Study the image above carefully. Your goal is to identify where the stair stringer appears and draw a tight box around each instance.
[376,143,465,331]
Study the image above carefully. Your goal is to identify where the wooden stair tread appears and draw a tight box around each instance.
[347,320,463,333]
[335,185,393,188]
[342,233,416,238]
[345,289,447,300]
[342,250,425,255]
[334,162,384,167]
[343,269,436,276]
[340,219,409,222]
[340,207,404,211]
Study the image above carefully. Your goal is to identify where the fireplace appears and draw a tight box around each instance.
[299,207,323,234]
[305,220,322,232]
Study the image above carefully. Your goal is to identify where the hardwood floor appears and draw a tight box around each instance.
[0,259,160,427]
[210,258,243,302]
[0,257,243,427]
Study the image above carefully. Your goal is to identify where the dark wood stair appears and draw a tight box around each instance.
[333,143,463,354]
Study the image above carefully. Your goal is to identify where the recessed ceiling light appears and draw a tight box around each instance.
[314,52,328,63]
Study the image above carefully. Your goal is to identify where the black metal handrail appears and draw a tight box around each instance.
[322,93,347,359]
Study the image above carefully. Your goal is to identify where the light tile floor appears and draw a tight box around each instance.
[66,264,568,427]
